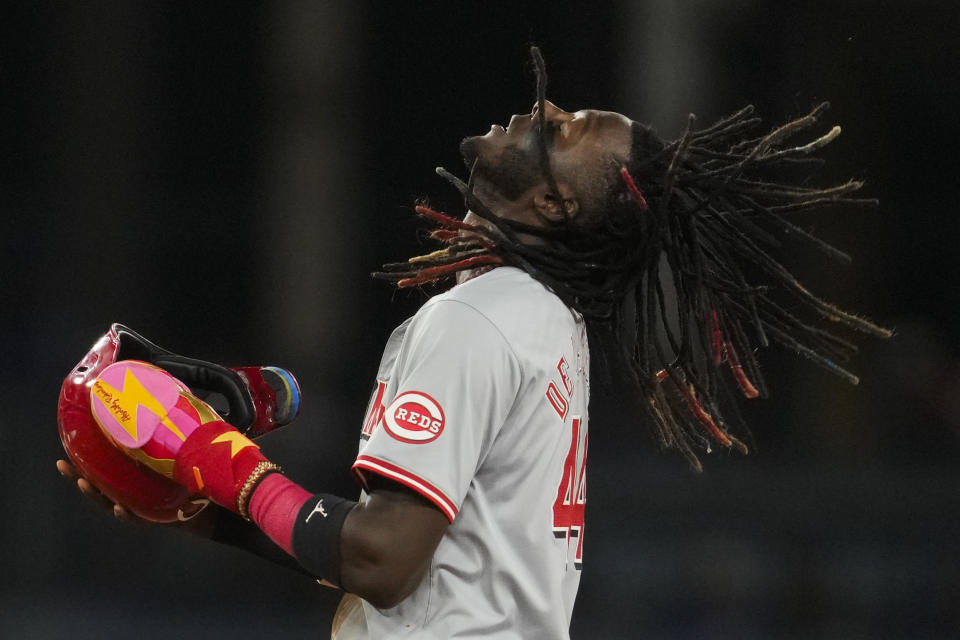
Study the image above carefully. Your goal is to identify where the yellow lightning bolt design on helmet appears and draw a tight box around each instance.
[94,367,188,442]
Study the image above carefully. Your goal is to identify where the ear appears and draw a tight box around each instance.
[532,184,580,223]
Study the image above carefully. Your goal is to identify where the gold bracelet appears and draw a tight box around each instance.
[237,461,283,521]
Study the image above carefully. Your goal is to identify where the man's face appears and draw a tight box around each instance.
[460,100,633,206]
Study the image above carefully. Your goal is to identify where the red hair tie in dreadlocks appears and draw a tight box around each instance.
[619,167,649,210]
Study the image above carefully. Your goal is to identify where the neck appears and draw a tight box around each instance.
[456,264,499,285]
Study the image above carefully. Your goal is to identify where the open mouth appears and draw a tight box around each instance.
[505,113,532,135]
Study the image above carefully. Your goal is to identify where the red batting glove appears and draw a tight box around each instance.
[172,420,280,518]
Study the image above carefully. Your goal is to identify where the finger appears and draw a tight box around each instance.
[113,504,143,524]
[56,459,78,479]
[75,477,116,511]
[76,477,99,496]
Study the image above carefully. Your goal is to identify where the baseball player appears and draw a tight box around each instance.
[58,47,888,639]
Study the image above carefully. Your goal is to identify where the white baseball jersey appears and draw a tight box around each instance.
[343,266,590,639]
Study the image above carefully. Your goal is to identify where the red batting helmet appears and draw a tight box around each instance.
[57,323,301,522]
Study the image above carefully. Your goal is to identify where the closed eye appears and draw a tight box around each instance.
[539,121,559,145]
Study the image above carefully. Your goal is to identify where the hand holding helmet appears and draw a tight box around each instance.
[57,324,301,522]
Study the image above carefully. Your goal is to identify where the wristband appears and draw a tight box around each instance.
[291,493,356,586]
[237,461,283,520]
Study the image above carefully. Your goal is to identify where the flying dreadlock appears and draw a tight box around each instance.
[373,46,892,470]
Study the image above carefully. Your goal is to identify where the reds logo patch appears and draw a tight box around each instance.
[382,391,445,444]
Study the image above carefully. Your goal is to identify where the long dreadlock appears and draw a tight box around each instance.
[373,46,891,470]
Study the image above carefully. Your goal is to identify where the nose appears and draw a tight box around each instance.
[533,100,574,123]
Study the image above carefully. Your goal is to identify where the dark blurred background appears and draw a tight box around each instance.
[2,2,958,638]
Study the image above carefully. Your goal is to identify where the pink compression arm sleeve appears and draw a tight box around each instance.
[247,473,312,555]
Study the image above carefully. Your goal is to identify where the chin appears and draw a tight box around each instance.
[460,136,481,170]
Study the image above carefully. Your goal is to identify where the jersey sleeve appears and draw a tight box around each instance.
[352,299,521,522]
